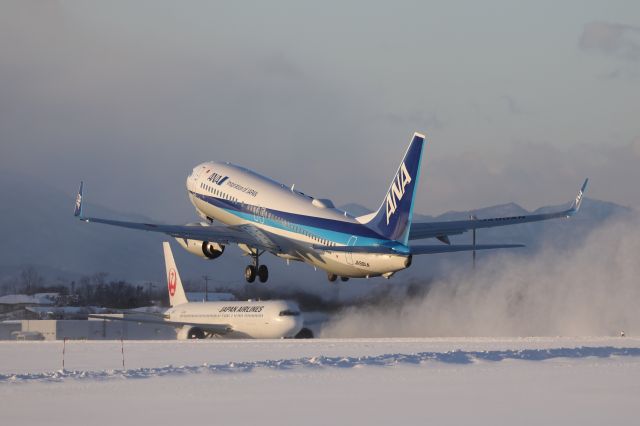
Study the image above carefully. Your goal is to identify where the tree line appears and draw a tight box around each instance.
[1,268,168,309]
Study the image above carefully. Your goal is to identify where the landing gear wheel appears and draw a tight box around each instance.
[245,248,267,283]
[245,265,256,283]
[340,276,349,282]
[327,273,337,282]
[188,328,205,339]
[295,328,314,339]
[257,265,269,283]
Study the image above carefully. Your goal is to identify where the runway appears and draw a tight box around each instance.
[1,337,639,425]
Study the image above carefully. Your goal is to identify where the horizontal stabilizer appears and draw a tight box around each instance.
[313,243,524,255]
[409,243,524,255]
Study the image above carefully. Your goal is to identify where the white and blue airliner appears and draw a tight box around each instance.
[74,132,588,283]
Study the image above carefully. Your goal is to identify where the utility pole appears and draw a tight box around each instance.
[146,282,155,304]
[202,275,210,302]
[470,214,477,270]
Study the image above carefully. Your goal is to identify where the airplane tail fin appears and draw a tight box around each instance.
[358,132,426,245]
[163,242,189,307]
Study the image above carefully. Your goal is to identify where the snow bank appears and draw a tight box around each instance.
[3,345,639,384]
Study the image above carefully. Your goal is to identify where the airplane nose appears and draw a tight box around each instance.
[404,254,413,268]
[288,316,304,337]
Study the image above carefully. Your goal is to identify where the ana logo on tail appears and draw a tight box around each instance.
[385,162,412,225]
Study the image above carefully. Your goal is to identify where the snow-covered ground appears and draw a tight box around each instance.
[1,337,639,425]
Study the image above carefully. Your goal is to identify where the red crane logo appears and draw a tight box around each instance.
[168,268,177,297]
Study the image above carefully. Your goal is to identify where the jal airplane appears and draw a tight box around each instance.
[91,242,305,339]
[75,132,588,283]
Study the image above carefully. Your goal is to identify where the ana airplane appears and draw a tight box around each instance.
[75,132,588,283]
[90,242,305,339]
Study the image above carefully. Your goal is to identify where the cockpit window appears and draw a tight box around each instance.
[279,310,300,317]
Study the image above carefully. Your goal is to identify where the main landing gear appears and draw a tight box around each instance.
[245,249,268,283]
[327,273,349,283]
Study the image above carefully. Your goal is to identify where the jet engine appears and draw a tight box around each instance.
[175,237,225,260]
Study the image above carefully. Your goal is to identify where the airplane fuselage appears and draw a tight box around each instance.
[186,162,411,278]
[167,300,303,339]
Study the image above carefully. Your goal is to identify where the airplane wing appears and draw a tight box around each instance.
[74,182,281,253]
[409,179,588,241]
[89,314,232,335]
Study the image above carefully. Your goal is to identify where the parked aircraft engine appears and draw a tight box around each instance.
[175,237,225,260]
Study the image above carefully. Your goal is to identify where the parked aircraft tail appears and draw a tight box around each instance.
[163,242,189,307]
[358,132,425,245]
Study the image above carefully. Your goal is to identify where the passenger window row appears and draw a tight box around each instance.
[199,182,335,247]
[199,182,238,202]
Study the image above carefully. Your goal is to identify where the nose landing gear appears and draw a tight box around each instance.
[245,249,269,283]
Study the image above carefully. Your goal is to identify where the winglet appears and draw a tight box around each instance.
[567,178,588,216]
[74,181,84,218]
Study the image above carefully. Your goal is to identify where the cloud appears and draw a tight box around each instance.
[321,213,640,337]
[0,3,376,220]
[501,95,525,115]
[579,21,640,61]
[633,137,640,157]
[258,52,305,79]
[378,110,444,131]
[1,4,638,224]
[419,139,640,214]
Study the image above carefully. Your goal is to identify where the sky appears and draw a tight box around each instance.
[1,1,639,222]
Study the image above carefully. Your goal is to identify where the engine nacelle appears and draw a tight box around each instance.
[175,237,225,260]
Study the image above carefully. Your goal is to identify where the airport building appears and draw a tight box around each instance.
[0,293,58,315]
[0,291,238,340]
[1,316,177,341]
